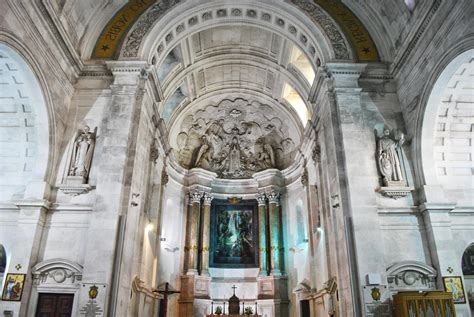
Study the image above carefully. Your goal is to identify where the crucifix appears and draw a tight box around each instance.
[232,285,237,295]
[153,282,180,317]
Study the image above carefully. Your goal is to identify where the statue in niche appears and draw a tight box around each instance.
[376,127,406,186]
[68,125,96,183]
[227,136,242,176]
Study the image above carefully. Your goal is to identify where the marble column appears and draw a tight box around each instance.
[185,189,202,274]
[201,192,213,275]
[257,192,269,276]
[267,190,282,275]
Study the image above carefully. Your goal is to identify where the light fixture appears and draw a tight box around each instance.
[145,223,154,232]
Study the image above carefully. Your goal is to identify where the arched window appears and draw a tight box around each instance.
[0,44,50,201]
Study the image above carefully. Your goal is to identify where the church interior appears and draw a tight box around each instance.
[0,0,473,316]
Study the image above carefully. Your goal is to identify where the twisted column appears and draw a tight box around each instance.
[185,189,202,274]
[267,190,282,275]
[201,192,213,275]
[257,193,268,276]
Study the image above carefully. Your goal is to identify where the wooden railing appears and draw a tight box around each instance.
[393,291,455,317]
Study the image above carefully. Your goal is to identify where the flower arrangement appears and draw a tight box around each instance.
[244,306,254,315]
[214,306,222,315]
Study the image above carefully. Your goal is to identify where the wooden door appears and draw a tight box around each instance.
[36,293,74,317]
[300,299,310,317]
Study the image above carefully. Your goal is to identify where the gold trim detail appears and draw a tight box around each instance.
[314,0,379,61]
[93,0,155,59]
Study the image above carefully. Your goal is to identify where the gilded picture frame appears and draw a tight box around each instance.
[443,276,467,304]
[1,273,26,301]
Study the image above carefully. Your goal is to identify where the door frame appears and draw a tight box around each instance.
[31,286,80,317]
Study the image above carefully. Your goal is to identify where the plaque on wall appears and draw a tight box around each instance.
[210,199,259,268]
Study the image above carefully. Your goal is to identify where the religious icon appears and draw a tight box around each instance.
[210,199,259,268]
[1,273,25,301]
[443,276,466,304]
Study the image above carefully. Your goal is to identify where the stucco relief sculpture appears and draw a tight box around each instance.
[174,98,299,179]
[68,125,96,182]
[376,126,413,199]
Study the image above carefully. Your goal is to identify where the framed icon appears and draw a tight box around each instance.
[1,273,26,301]
[443,276,466,304]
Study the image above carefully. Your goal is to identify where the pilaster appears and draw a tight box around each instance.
[79,61,149,317]
[201,192,213,275]
[257,192,268,276]
[13,200,50,317]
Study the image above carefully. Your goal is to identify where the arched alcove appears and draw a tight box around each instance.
[461,243,474,312]
[0,43,50,201]
[420,49,474,204]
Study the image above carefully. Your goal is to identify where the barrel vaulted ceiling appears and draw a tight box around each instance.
[42,0,422,178]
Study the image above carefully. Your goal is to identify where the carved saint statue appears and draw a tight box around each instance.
[377,127,405,186]
[228,136,242,174]
[68,125,96,182]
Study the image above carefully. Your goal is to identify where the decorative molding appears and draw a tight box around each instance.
[378,186,414,199]
[121,0,181,58]
[58,183,93,196]
[288,0,350,60]
[32,258,83,285]
[120,4,323,65]
[386,261,437,293]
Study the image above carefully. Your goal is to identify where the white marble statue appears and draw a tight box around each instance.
[377,127,406,186]
[68,125,96,181]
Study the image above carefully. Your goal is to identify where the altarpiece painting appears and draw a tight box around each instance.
[210,199,259,268]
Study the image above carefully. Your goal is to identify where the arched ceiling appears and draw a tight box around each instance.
[74,0,379,179]
[90,0,379,62]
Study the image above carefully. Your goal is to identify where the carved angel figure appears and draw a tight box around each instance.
[68,126,96,181]
[377,127,405,186]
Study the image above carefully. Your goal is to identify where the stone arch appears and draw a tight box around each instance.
[122,1,351,64]
[91,0,380,63]
[417,37,474,203]
[0,37,53,201]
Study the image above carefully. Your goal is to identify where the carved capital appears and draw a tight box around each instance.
[267,190,280,205]
[202,192,214,206]
[256,192,266,206]
[189,190,203,204]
